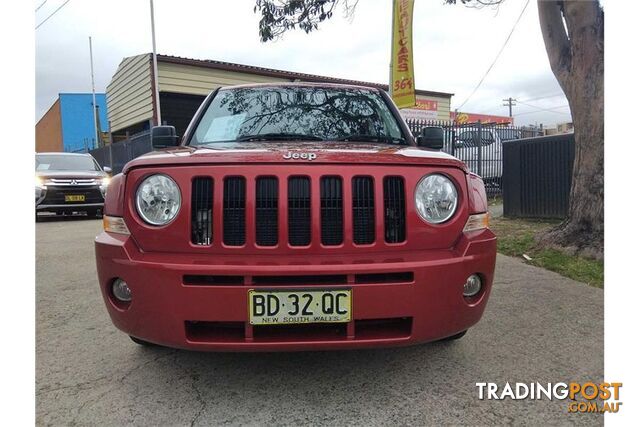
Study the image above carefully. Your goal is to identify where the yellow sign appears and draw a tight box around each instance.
[391,0,416,109]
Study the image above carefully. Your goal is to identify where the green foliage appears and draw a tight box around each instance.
[492,217,604,288]
[255,0,341,42]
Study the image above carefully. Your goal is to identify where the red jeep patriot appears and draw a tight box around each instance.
[95,83,496,351]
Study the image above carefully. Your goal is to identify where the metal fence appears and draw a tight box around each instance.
[503,133,575,219]
[91,120,544,197]
[406,119,543,195]
[90,131,151,174]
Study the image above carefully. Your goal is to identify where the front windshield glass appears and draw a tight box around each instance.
[36,155,101,171]
[190,86,406,145]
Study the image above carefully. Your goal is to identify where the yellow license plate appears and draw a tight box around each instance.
[65,195,85,202]
[248,289,352,325]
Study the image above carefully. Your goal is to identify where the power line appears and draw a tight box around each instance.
[456,0,531,110]
[35,0,71,30]
[35,0,48,12]
[518,92,565,103]
[514,102,571,116]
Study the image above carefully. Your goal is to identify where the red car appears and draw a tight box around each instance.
[95,83,496,351]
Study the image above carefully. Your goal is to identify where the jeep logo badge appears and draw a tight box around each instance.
[283,151,317,161]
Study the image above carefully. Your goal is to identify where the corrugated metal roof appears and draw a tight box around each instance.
[156,54,454,98]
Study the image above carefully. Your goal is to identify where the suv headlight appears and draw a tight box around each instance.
[135,174,181,225]
[415,174,458,224]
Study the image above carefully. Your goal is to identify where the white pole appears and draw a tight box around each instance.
[89,36,99,149]
[150,0,162,126]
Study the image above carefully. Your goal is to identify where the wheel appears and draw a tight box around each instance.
[440,330,467,342]
[129,335,155,346]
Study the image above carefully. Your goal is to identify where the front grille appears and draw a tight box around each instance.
[352,176,375,244]
[188,173,409,248]
[288,177,311,246]
[320,176,343,245]
[383,177,406,243]
[223,177,246,246]
[191,177,213,245]
[47,178,98,186]
[255,177,278,246]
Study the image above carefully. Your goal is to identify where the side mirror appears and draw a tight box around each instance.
[151,125,180,149]
[103,166,112,174]
[417,126,444,149]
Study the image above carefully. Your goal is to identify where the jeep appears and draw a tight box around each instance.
[95,83,496,351]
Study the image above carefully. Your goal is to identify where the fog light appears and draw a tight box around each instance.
[463,274,482,297]
[112,278,132,302]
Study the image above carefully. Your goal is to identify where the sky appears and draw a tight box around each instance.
[35,0,573,127]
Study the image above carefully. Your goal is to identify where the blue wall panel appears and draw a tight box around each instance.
[59,93,108,152]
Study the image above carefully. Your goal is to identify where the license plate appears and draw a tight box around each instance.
[248,289,352,325]
[64,195,85,202]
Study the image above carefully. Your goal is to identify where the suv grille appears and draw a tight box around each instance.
[288,177,311,246]
[190,174,407,248]
[352,176,375,245]
[191,177,213,245]
[255,177,279,246]
[320,176,343,246]
[383,177,406,243]
[223,177,246,246]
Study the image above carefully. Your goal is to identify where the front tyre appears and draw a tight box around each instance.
[440,330,467,342]
[129,336,155,347]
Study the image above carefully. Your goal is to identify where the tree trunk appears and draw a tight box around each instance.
[537,0,604,259]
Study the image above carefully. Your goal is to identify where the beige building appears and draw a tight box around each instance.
[107,53,453,139]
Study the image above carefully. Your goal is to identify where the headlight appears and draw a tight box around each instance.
[135,174,181,225]
[36,176,46,189]
[414,174,458,224]
[101,176,111,187]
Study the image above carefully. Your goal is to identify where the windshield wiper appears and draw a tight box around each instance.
[235,133,324,142]
[334,134,405,144]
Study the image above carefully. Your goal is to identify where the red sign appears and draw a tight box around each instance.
[451,112,513,124]
[415,99,438,111]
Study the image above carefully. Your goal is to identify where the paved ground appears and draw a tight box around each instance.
[36,217,603,426]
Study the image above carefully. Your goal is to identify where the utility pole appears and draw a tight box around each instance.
[150,0,162,126]
[89,36,99,149]
[503,97,516,118]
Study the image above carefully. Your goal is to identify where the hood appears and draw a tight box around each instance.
[122,142,467,173]
[36,170,107,180]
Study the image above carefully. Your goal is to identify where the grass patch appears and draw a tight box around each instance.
[491,216,604,288]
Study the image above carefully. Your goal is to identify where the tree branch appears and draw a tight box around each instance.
[537,0,571,80]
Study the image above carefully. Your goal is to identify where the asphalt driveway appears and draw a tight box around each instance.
[36,218,603,425]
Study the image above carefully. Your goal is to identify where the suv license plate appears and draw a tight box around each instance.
[248,289,351,325]
[64,195,85,202]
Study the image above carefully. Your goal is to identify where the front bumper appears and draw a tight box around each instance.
[95,230,497,351]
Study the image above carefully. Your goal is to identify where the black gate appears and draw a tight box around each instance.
[90,131,151,175]
[502,133,575,218]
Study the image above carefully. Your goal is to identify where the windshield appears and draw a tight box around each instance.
[36,154,101,171]
[189,86,406,145]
